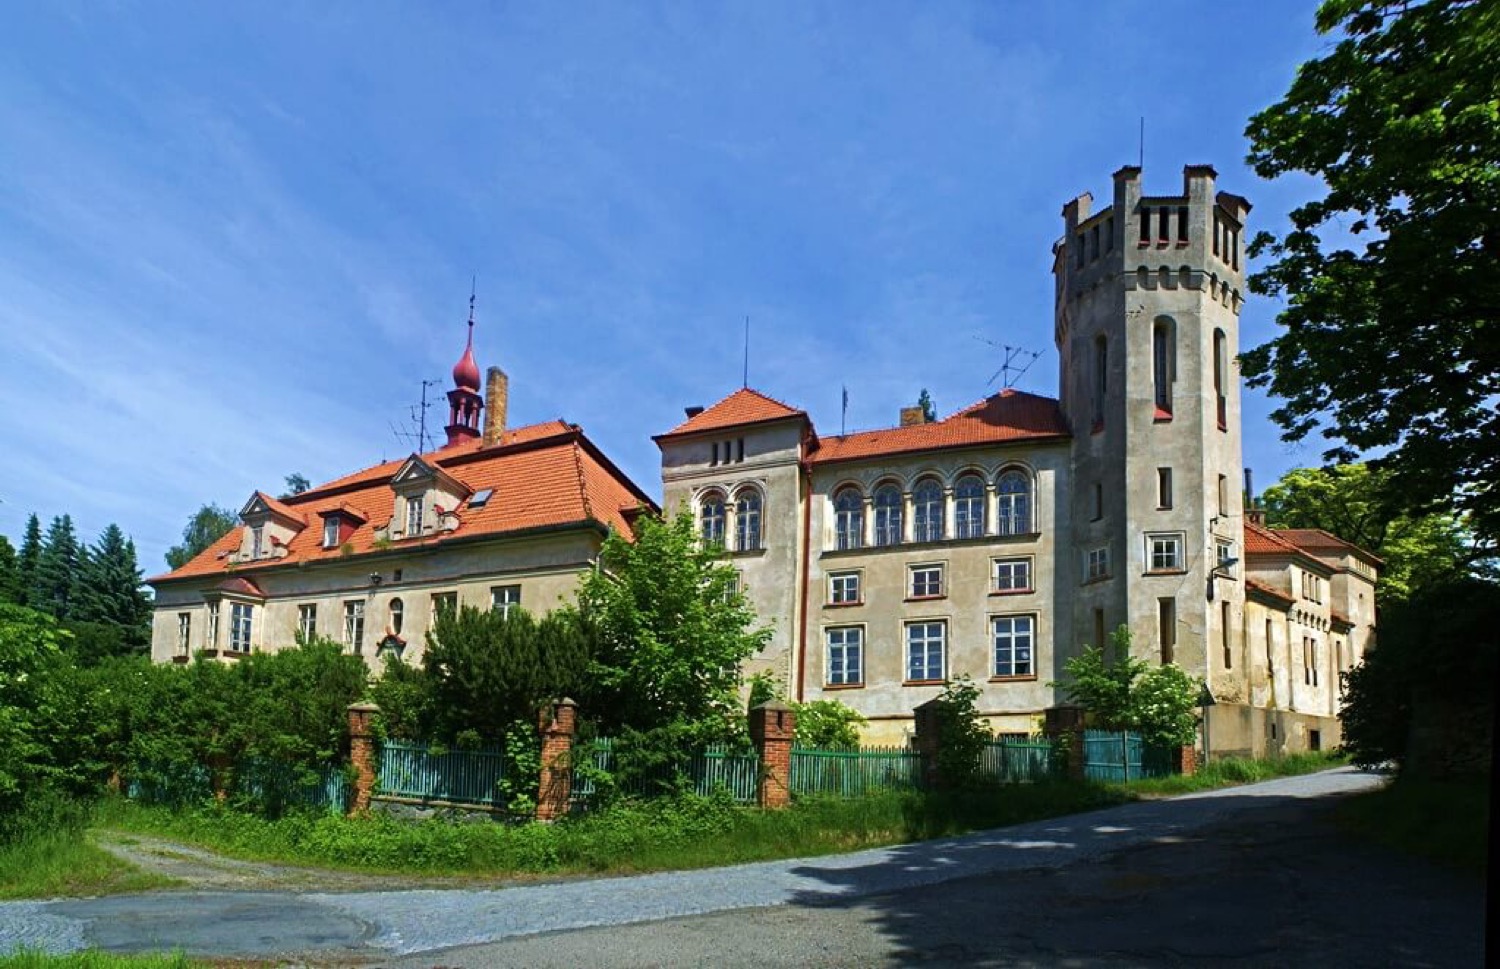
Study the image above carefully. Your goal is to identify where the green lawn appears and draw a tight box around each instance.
[1336,774,1490,877]
[0,954,207,969]
[0,822,175,901]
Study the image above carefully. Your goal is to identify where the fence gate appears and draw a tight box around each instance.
[1082,729,1175,782]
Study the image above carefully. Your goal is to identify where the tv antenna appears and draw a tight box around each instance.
[974,336,1043,390]
[391,378,442,453]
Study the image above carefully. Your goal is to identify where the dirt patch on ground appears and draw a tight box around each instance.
[90,831,525,893]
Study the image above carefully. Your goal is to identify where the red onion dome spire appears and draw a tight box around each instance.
[452,318,480,391]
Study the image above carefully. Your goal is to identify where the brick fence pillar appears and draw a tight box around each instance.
[750,700,796,809]
[912,698,945,789]
[1044,705,1087,781]
[346,701,380,816]
[535,698,577,821]
[1177,744,1198,777]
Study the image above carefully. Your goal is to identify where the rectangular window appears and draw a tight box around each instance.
[1157,468,1173,509]
[1158,597,1176,664]
[909,565,944,599]
[251,525,264,559]
[993,557,1032,593]
[710,442,719,466]
[207,602,220,649]
[1092,482,1103,521]
[1086,546,1110,581]
[176,613,191,654]
[1093,608,1105,652]
[491,584,521,617]
[323,518,340,548]
[344,600,365,653]
[736,438,745,462]
[992,615,1035,678]
[229,602,253,653]
[829,571,861,605]
[406,496,424,536]
[1222,600,1233,670]
[1265,618,1275,679]
[905,621,946,682]
[1218,475,1228,517]
[1216,541,1236,576]
[1147,533,1184,572]
[431,592,457,619]
[826,626,864,686]
[298,603,317,641]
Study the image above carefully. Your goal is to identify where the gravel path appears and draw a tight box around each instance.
[1,768,1390,961]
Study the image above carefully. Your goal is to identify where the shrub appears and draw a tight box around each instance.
[932,676,990,786]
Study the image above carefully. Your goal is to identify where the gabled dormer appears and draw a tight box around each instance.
[319,504,368,550]
[386,454,471,540]
[235,492,307,562]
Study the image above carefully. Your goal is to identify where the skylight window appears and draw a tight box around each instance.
[469,489,494,508]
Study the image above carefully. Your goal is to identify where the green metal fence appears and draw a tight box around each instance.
[375,739,505,807]
[1082,729,1176,782]
[126,758,346,815]
[790,744,923,797]
[980,737,1060,783]
[571,737,760,805]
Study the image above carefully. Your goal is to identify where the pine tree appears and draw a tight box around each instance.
[31,514,82,618]
[73,524,152,646]
[16,514,42,608]
[0,536,19,605]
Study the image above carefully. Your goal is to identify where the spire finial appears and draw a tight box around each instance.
[467,275,477,337]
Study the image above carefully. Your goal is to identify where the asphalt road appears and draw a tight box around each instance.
[0,768,1485,966]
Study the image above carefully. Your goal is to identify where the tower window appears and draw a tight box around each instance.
[1213,213,1222,257]
[1157,207,1170,244]
[1092,481,1102,522]
[1176,206,1189,245]
[1104,215,1114,253]
[710,442,719,466]
[1138,206,1151,245]
[1146,533,1184,572]
[1089,223,1100,261]
[1092,335,1107,428]
[1222,600,1233,670]
[1152,319,1175,416]
[1158,597,1176,664]
[1086,546,1110,582]
[1157,468,1173,509]
[700,491,726,547]
[734,488,762,551]
[1213,328,1228,430]
[1076,232,1086,268]
[1218,474,1228,517]
[736,438,746,462]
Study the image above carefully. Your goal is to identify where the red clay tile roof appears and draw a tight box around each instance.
[1245,577,1294,608]
[1243,521,1305,557]
[149,420,655,585]
[1275,528,1383,565]
[811,390,1068,465]
[210,576,266,598]
[655,388,807,440]
[246,491,307,526]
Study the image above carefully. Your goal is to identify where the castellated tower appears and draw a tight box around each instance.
[1054,165,1251,704]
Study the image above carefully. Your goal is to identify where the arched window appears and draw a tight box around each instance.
[734,489,762,552]
[389,598,404,635]
[954,474,986,539]
[700,491,726,547]
[834,487,864,551]
[874,484,903,547]
[996,469,1032,535]
[913,478,944,543]
[1153,318,1175,415]
[1213,328,1228,429]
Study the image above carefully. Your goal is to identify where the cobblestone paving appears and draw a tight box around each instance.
[0,768,1385,960]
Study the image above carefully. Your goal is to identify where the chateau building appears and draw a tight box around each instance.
[655,165,1377,753]
[149,163,1377,757]
[148,318,656,668]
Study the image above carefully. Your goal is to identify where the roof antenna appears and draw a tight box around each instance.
[392,378,441,453]
[742,315,750,389]
[974,336,1043,390]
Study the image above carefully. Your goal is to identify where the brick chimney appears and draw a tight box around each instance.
[899,406,928,427]
[483,367,508,446]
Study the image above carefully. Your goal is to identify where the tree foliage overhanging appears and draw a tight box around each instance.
[1243,0,1500,543]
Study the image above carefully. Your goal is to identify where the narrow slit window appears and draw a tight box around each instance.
[1176,206,1189,244]
[1139,206,1151,245]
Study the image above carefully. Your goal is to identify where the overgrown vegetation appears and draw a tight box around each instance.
[0,953,206,969]
[1117,751,1346,798]
[1055,627,1199,747]
[0,793,174,900]
[930,676,990,786]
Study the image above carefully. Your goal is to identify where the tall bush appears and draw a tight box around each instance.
[1058,627,1199,748]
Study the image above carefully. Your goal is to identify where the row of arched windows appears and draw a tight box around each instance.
[700,487,763,552]
[832,470,1033,551]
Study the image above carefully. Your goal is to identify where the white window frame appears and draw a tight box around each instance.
[343,599,365,653]
[491,584,521,617]
[176,613,191,654]
[206,602,220,649]
[908,564,944,599]
[825,626,864,687]
[1086,546,1110,581]
[873,485,903,547]
[1146,532,1185,573]
[996,470,1033,535]
[829,571,861,606]
[953,475,986,539]
[700,492,726,547]
[406,496,424,536]
[323,517,340,548]
[229,602,253,654]
[993,557,1033,593]
[389,597,405,635]
[912,479,944,542]
[833,488,864,551]
[1216,540,1236,576]
[250,525,264,559]
[992,614,1036,678]
[905,621,946,683]
[298,603,317,641]
[431,591,458,620]
[734,489,763,552]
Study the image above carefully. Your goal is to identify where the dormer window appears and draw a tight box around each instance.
[406,496,424,536]
[323,517,340,549]
[251,525,264,559]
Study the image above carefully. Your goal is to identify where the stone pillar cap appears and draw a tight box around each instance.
[347,701,381,713]
[751,699,793,712]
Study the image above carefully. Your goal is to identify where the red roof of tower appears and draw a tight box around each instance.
[655,387,808,441]
[452,321,481,392]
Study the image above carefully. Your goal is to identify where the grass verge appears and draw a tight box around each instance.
[100,780,1133,878]
[1335,774,1490,877]
[0,953,207,969]
[1115,750,1347,797]
[0,798,176,901]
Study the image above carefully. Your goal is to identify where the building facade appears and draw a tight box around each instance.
[148,320,656,667]
[656,165,1377,749]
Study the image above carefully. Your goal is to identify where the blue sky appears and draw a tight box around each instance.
[0,1,1332,572]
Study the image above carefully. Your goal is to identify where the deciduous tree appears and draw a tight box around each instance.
[1243,0,1500,541]
[165,504,238,570]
